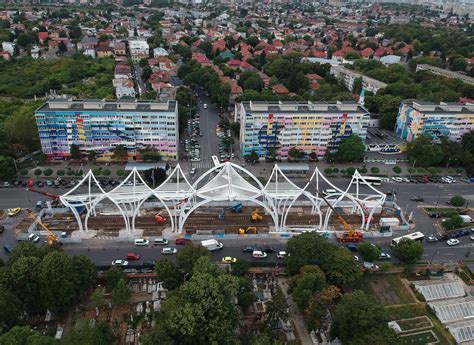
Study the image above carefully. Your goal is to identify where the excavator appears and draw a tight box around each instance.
[239,226,257,234]
[317,191,363,243]
[250,210,263,222]
[35,218,61,247]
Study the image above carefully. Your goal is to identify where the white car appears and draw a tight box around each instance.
[154,238,168,245]
[134,238,149,246]
[190,168,196,175]
[252,250,267,259]
[470,235,474,241]
[446,239,460,246]
[112,260,128,266]
[162,247,177,255]
[354,255,360,262]
[276,251,287,259]
[378,253,391,260]
[391,177,403,183]
[29,233,40,243]
[363,261,379,270]
[203,103,208,109]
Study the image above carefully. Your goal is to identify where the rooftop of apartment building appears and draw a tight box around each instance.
[241,100,369,114]
[331,65,388,89]
[403,100,474,114]
[36,98,177,113]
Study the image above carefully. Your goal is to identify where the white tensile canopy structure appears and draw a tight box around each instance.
[60,162,386,234]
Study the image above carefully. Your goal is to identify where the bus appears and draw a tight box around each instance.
[358,176,383,186]
[391,232,425,247]
[211,155,222,172]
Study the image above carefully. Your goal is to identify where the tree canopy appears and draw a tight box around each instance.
[392,238,424,266]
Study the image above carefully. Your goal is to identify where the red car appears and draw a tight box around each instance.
[175,238,192,245]
[126,253,140,261]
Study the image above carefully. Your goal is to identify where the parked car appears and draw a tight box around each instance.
[446,239,460,246]
[427,235,438,242]
[261,246,276,254]
[161,247,177,255]
[190,168,196,175]
[175,238,192,245]
[112,260,128,266]
[363,262,379,271]
[346,244,358,252]
[276,251,287,259]
[134,238,149,246]
[252,250,267,259]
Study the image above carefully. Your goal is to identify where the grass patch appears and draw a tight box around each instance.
[353,274,415,305]
[400,331,438,345]
[397,316,432,332]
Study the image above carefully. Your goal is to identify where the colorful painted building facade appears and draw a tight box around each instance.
[237,101,370,160]
[395,101,474,143]
[35,98,179,160]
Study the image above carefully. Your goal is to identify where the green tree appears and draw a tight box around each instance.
[112,144,128,161]
[346,167,356,176]
[392,166,402,174]
[155,258,181,290]
[158,257,239,344]
[264,288,289,333]
[288,147,302,160]
[3,108,40,153]
[443,215,464,230]
[0,288,22,332]
[451,57,467,71]
[87,150,97,162]
[70,144,82,160]
[304,285,341,331]
[291,266,326,308]
[0,326,55,345]
[392,239,423,266]
[0,156,16,178]
[38,251,76,313]
[61,319,114,345]
[449,195,466,207]
[232,259,250,276]
[407,134,443,167]
[105,266,126,290]
[357,243,381,262]
[333,290,394,343]
[112,278,130,305]
[246,36,259,47]
[91,287,105,308]
[69,255,96,297]
[285,72,309,92]
[325,248,362,286]
[176,243,210,276]
[336,135,365,162]
[370,167,380,174]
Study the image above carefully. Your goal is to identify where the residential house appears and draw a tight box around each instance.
[129,40,149,63]
[97,45,113,58]
[2,42,15,55]
[153,47,169,57]
[272,84,289,95]
[114,42,127,56]
[78,37,98,51]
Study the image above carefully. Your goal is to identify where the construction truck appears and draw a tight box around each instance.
[36,219,61,247]
[317,191,363,243]
[239,226,257,234]
[154,214,167,223]
[250,210,263,222]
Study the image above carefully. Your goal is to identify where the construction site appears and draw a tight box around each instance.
[16,162,404,242]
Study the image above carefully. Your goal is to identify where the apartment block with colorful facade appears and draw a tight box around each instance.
[237,101,370,160]
[35,98,178,161]
[395,100,474,143]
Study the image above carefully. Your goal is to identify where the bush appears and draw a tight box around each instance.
[66,169,75,176]
[449,195,466,207]
[392,166,402,174]
[102,169,111,176]
[447,168,456,174]
[340,169,346,175]
[360,167,368,174]
[75,170,83,177]
[346,167,355,176]
[19,169,28,176]
[324,168,332,175]
[370,167,380,174]
[92,168,102,176]
[407,167,416,174]
[332,168,339,173]
[116,170,125,176]
[443,214,464,230]
[455,168,464,175]
[43,169,53,176]
[427,167,437,175]
[57,169,65,176]
[416,167,426,174]
[34,169,42,176]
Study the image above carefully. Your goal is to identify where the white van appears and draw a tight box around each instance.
[134,238,149,246]
[322,189,337,196]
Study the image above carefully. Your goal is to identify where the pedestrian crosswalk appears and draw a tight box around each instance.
[189,161,214,170]
[96,235,116,241]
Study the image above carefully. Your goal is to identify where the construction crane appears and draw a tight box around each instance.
[26,188,61,204]
[317,191,363,243]
[35,218,61,247]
